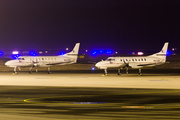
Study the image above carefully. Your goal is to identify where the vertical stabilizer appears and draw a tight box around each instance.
[63,43,80,63]
[150,42,169,60]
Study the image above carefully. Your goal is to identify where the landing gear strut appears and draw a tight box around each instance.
[139,69,142,76]
[48,67,51,74]
[13,67,17,74]
[117,68,121,75]
[126,67,129,74]
[104,69,108,75]
[29,67,33,74]
[35,66,38,72]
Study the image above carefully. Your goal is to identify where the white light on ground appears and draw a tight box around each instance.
[138,52,144,55]
[12,51,19,54]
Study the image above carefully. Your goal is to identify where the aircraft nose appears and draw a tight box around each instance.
[5,62,9,66]
[5,61,11,66]
[95,62,100,68]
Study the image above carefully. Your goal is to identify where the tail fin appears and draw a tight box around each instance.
[63,43,80,62]
[150,42,169,60]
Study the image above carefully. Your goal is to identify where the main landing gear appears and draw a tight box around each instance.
[139,69,143,76]
[13,67,17,75]
[13,67,21,75]
[118,68,128,75]
[117,68,121,75]
[102,69,109,76]
[29,66,38,74]
[47,67,51,74]
[102,68,143,76]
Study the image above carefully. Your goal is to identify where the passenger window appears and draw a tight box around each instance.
[48,58,50,60]
[144,58,146,61]
[141,58,143,61]
[132,59,134,61]
[138,59,140,61]
[51,58,53,60]
[135,59,137,61]
[54,58,56,60]
[42,58,44,60]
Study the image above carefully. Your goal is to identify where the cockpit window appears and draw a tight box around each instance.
[18,58,25,60]
[106,58,115,61]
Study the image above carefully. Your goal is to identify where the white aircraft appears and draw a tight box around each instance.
[95,42,169,76]
[5,43,80,74]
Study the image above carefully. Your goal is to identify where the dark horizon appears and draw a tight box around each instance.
[0,0,179,52]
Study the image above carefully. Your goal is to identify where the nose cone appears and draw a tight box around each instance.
[5,61,10,66]
[5,60,13,67]
[95,62,101,68]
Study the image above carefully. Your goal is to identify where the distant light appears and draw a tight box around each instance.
[0,52,3,55]
[39,51,43,54]
[172,48,177,51]
[132,52,135,55]
[13,54,19,59]
[91,50,97,56]
[23,51,29,54]
[115,52,118,54]
[85,50,88,52]
[30,51,36,56]
[92,67,95,70]
[60,52,65,55]
[12,51,19,54]
[66,48,68,50]
[106,50,113,54]
[166,51,171,55]
[45,51,48,53]
[99,50,103,53]
[137,52,144,55]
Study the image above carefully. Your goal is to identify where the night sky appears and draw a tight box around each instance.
[0,0,179,52]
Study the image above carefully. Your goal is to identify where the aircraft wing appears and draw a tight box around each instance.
[137,63,157,66]
[46,61,72,65]
[128,62,158,68]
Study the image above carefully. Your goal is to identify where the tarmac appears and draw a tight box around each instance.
[1,71,180,119]
[0,71,180,89]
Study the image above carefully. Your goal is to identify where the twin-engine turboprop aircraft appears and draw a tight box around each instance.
[95,42,169,76]
[5,43,80,74]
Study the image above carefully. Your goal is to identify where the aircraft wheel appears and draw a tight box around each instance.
[139,73,143,76]
[13,72,17,75]
[29,71,32,74]
[117,73,121,75]
[48,72,51,74]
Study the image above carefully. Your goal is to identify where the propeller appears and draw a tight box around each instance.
[31,59,39,72]
[123,60,130,68]
[123,60,130,74]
